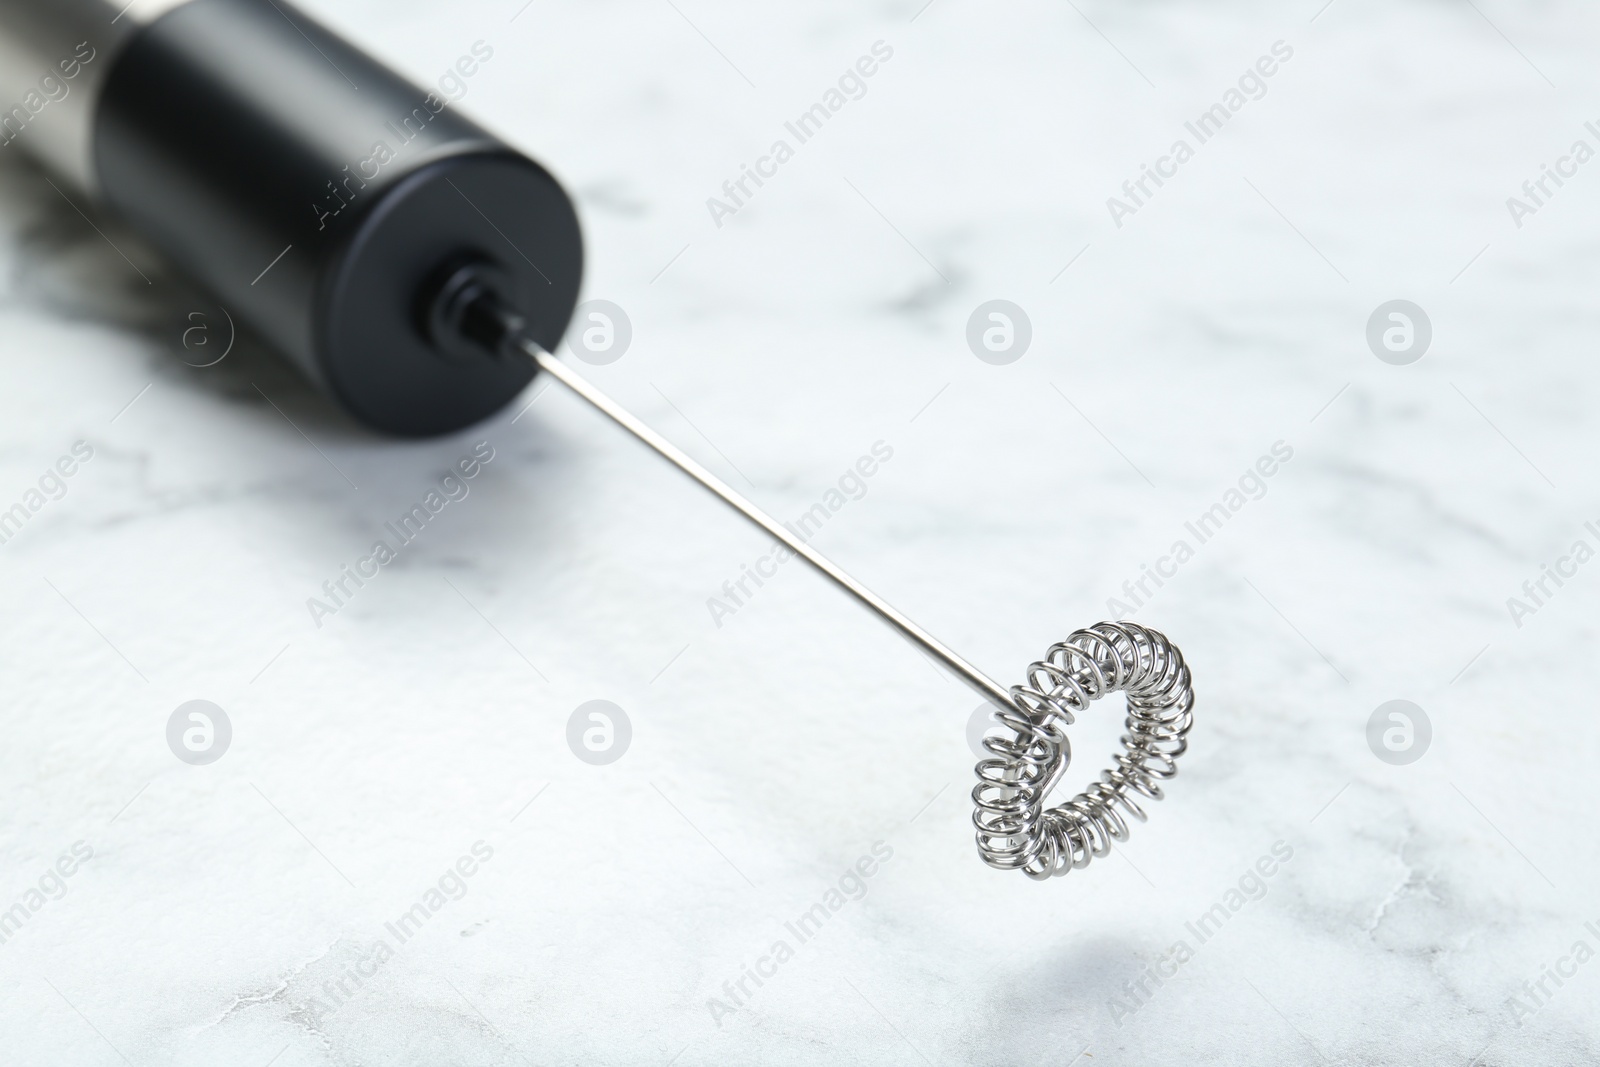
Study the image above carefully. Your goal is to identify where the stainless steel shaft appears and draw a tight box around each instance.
[521,339,1016,710]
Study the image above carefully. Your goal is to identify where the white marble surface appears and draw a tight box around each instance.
[3,0,1599,1063]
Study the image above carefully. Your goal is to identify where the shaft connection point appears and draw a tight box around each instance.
[422,257,527,364]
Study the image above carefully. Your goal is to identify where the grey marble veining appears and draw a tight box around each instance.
[2,1,1598,1064]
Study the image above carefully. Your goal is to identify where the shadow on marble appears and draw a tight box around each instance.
[967,934,1137,1061]
[0,152,372,442]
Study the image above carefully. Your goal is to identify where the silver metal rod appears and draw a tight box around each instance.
[521,339,1016,710]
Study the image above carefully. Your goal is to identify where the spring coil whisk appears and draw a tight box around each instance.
[972,622,1194,880]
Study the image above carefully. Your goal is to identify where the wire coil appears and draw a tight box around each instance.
[971,622,1194,880]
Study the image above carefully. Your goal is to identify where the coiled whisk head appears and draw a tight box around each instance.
[971,621,1194,880]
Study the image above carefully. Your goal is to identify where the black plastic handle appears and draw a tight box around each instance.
[96,0,583,435]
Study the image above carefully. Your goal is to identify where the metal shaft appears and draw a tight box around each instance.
[522,339,1016,710]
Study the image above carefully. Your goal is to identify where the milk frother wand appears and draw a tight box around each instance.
[0,0,1194,879]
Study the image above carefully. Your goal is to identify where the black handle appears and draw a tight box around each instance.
[95,0,583,435]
